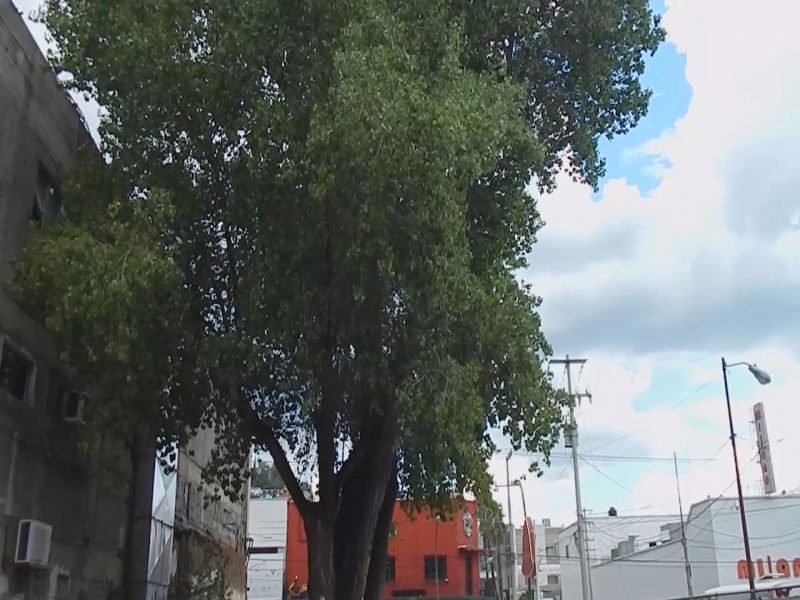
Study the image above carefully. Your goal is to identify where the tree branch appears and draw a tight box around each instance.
[335,435,373,494]
[250,411,311,518]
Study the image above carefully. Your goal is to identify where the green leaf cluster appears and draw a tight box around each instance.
[21,0,662,564]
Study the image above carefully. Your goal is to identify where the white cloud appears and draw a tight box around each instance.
[491,0,800,529]
[13,0,800,535]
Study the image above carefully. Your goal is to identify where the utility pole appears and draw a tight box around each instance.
[506,451,517,600]
[551,355,591,600]
[582,509,595,600]
[674,452,694,597]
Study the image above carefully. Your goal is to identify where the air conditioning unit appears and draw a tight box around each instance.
[61,391,87,425]
[15,520,52,567]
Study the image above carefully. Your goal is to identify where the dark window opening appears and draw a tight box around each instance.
[0,342,33,402]
[424,555,447,581]
[249,546,279,555]
[464,556,474,596]
[385,556,396,582]
[31,165,63,226]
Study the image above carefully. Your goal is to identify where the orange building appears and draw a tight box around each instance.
[284,499,481,598]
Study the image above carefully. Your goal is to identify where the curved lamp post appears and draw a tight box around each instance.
[721,358,771,600]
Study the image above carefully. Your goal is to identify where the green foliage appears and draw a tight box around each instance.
[12,157,201,451]
[22,0,662,561]
[250,462,285,491]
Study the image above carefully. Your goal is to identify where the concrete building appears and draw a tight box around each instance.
[558,511,680,600]
[284,498,482,598]
[0,1,247,598]
[535,519,563,600]
[490,518,562,600]
[0,1,125,597]
[247,496,289,600]
[560,495,800,600]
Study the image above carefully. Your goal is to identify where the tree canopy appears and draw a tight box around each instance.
[251,462,285,491]
[15,0,663,598]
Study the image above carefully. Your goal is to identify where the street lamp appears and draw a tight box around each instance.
[721,357,772,600]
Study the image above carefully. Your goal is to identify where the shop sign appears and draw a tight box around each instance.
[737,556,800,579]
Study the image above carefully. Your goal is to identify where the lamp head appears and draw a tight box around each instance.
[748,364,771,385]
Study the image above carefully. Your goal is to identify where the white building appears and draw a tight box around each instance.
[490,518,563,600]
[559,510,680,600]
[248,496,289,600]
[560,495,800,600]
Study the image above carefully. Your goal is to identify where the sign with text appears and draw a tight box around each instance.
[737,556,800,580]
[753,402,777,495]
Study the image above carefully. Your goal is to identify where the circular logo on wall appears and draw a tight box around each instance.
[463,509,474,538]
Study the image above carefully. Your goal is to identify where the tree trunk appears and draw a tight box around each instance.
[363,459,399,600]
[333,443,395,600]
[306,512,336,600]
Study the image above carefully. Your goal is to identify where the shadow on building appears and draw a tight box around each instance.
[0,0,247,598]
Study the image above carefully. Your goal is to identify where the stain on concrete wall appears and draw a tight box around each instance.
[0,3,248,599]
[173,429,247,600]
[0,1,127,598]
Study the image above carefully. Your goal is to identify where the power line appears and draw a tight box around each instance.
[589,381,714,454]
[580,457,634,495]
[499,449,721,463]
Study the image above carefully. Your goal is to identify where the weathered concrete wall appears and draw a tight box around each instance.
[0,0,93,283]
[0,1,128,598]
[0,3,248,599]
[172,428,248,600]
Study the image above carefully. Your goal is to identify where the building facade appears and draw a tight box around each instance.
[560,495,800,600]
[283,499,482,598]
[535,519,563,600]
[0,1,125,597]
[557,510,680,600]
[491,518,562,600]
[248,496,289,600]
[0,2,248,598]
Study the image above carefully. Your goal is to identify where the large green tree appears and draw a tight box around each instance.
[15,1,662,599]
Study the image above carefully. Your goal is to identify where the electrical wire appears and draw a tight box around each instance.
[589,381,714,454]
[579,457,634,495]
[497,449,720,463]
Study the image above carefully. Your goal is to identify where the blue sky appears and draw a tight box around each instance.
[14,0,799,530]
[595,0,692,198]
[494,0,800,527]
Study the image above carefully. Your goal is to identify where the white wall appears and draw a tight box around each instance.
[709,495,800,589]
[565,495,800,600]
[248,498,288,600]
[559,514,679,600]
[590,541,689,600]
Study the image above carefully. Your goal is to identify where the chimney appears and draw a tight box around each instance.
[608,506,618,517]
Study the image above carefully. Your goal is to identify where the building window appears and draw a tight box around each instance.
[424,556,447,581]
[31,165,63,226]
[547,575,559,585]
[386,556,396,582]
[0,340,34,402]
[546,545,557,557]
[564,545,569,559]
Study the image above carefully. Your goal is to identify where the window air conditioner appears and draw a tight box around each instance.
[15,520,52,567]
